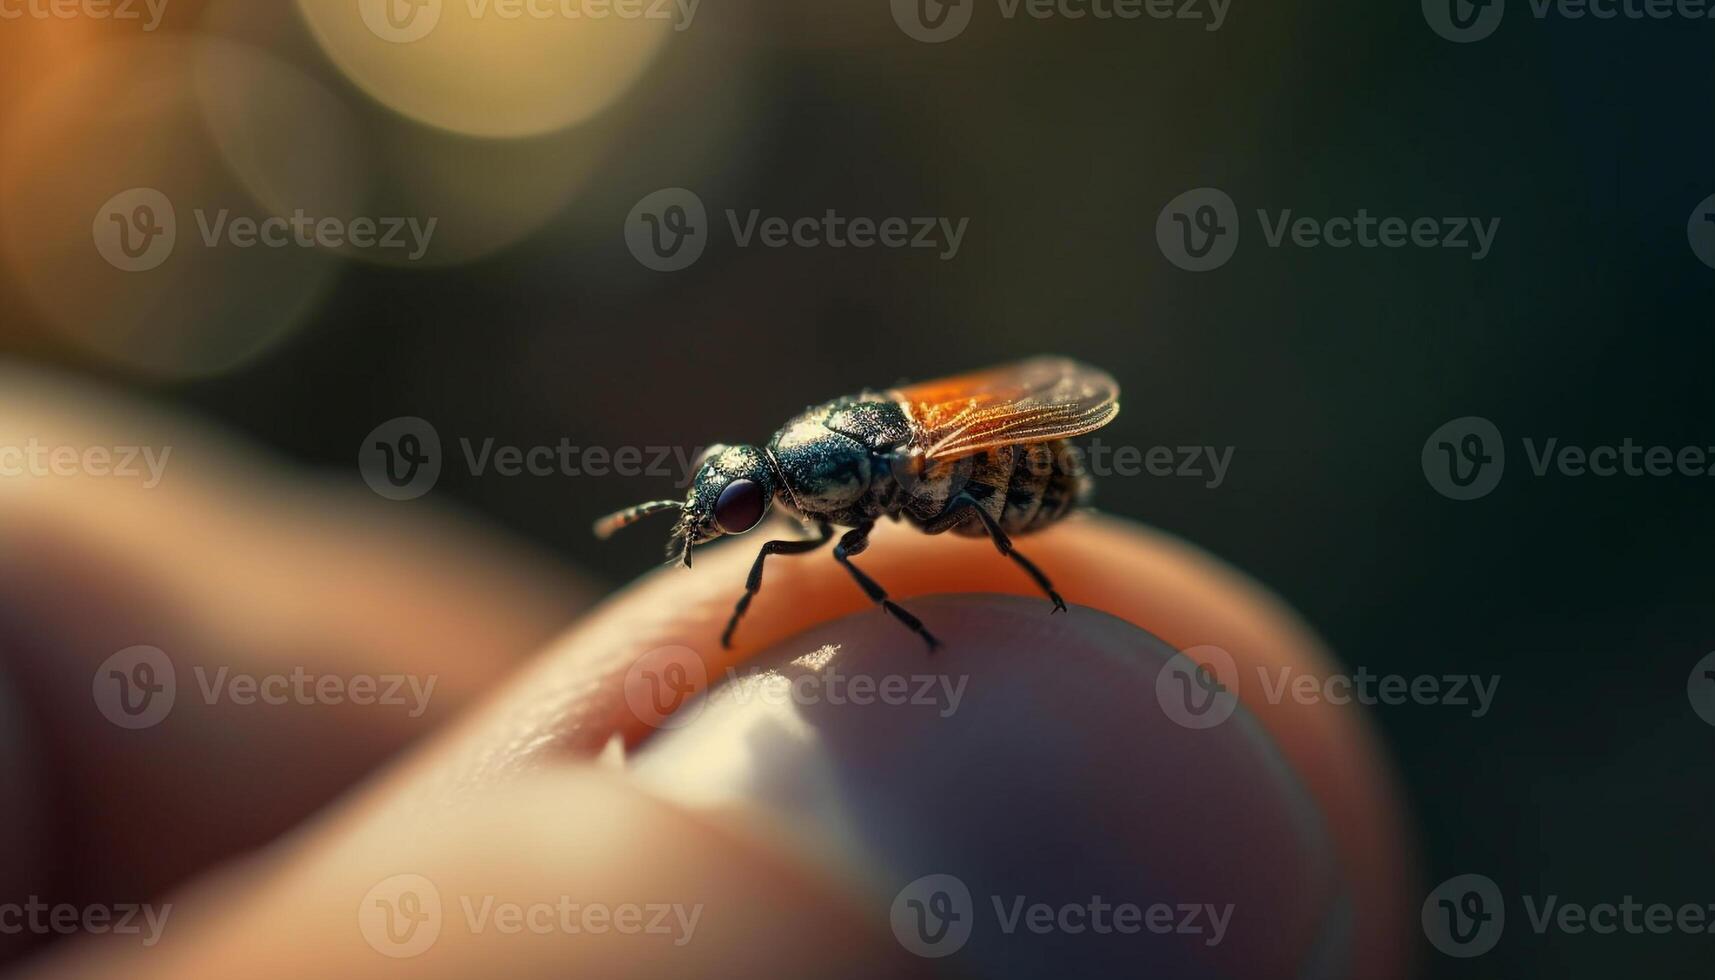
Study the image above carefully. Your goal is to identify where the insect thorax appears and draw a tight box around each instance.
[767,397,909,526]
[767,397,1089,535]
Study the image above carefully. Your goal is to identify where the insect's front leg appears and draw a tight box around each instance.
[721,521,834,649]
[832,522,940,650]
[926,492,1067,613]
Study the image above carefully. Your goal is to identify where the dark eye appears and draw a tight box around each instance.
[713,479,766,534]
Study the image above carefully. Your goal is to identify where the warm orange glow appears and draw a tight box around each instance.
[0,39,340,378]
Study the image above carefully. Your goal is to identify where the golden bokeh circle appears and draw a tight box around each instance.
[295,0,675,139]
[0,38,341,379]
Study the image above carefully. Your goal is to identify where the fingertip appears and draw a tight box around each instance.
[395,515,1413,976]
[626,595,1343,977]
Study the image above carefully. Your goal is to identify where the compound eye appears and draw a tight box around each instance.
[713,479,766,534]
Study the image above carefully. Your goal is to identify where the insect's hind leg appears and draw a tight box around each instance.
[721,522,833,649]
[927,493,1068,613]
[832,522,940,651]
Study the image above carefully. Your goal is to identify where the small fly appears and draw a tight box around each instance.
[594,356,1120,650]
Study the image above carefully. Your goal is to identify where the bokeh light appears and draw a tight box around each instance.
[0,38,341,379]
[192,35,375,259]
[295,0,675,139]
[198,0,619,267]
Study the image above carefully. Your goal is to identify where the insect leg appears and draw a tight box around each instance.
[721,521,833,649]
[932,493,1068,613]
[832,522,940,651]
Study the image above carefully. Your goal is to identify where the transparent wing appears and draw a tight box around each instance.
[887,356,1120,462]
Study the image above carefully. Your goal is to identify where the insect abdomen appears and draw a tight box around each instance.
[974,438,1089,536]
[899,439,1089,536]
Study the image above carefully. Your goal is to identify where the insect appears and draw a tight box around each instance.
[593,356,1120,650]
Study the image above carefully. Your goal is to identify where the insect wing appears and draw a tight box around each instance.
[887,357,1120,462]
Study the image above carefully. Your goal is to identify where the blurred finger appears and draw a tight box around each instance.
[0,365,586,946]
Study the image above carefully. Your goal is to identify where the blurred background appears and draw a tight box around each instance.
[0,0,1710,975]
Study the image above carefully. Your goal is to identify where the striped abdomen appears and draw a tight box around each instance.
[896,439,1090,536]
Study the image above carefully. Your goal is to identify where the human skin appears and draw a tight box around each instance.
[0,369,1415,979]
